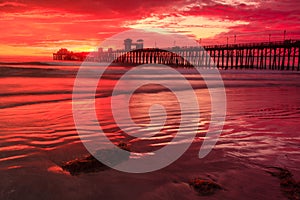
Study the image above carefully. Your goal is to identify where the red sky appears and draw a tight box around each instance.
[0,0,299,56]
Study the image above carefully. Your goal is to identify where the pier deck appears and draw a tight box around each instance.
[53,40,300,70]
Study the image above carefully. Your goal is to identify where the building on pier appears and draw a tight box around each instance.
[124,38,144,51]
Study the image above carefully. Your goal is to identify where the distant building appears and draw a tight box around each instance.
[98,48,103,53]
[53,48,88,61]
[53,38,145,61]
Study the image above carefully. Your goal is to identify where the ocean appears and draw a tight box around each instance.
[0,59,299,199]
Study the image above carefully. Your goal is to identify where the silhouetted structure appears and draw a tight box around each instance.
[53,48,88,61]
[202,40,300,70]
[53,40,300,70]
[124,38,144,51]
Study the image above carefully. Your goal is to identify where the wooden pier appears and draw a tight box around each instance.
[54,40,300,70]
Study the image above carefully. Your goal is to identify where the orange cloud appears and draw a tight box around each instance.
[0,0,299,56]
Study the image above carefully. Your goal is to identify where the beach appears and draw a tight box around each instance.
[0,60,300,199]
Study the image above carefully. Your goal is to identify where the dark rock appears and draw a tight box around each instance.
[189,178,222,196]
[266,167,300,200]
[61,142,130,175]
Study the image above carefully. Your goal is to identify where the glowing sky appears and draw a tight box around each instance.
[0,0,299,56]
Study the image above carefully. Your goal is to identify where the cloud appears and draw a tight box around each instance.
[176,0,300,43]
[0,1,26,7]
[0,0,299,56]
